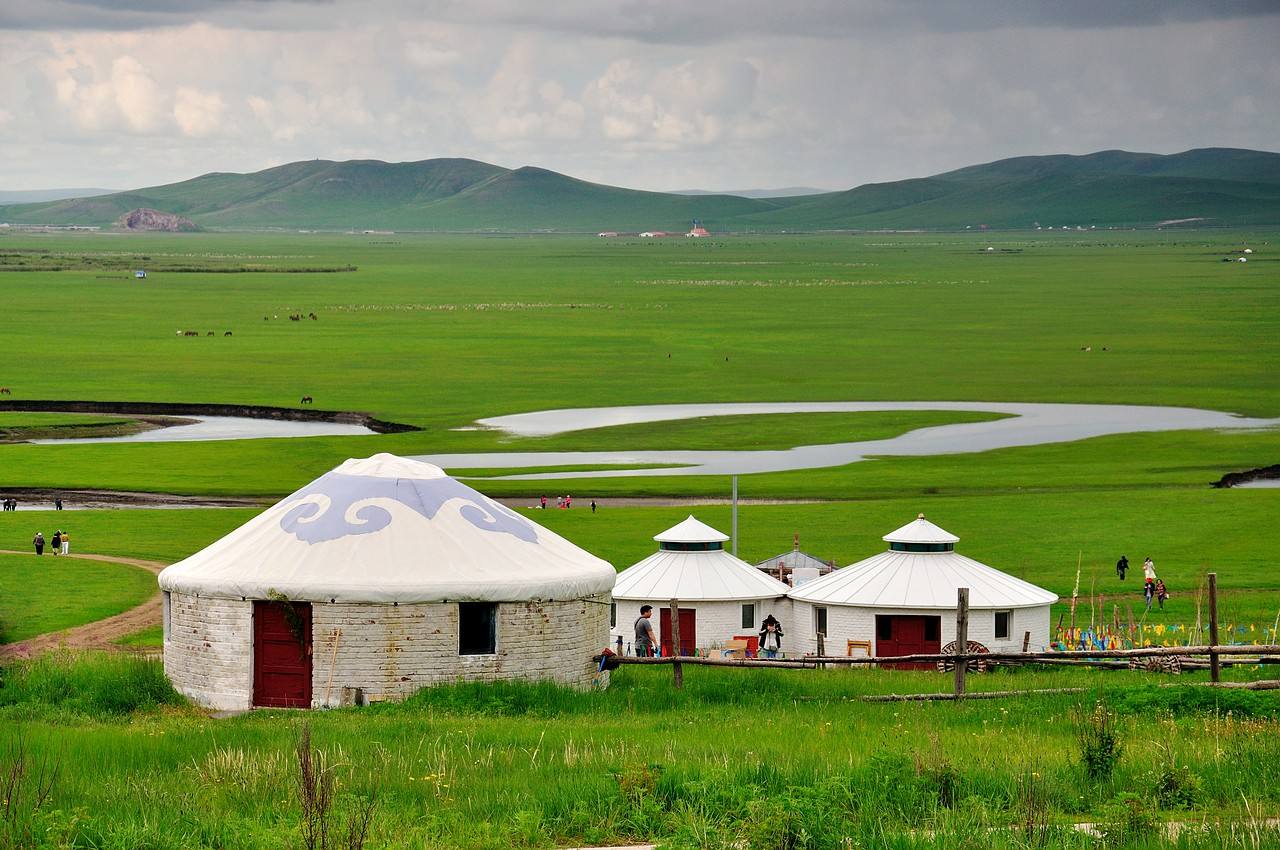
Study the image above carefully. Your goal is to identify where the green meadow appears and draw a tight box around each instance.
[2,656,1279,849]
[1,228,1278,848]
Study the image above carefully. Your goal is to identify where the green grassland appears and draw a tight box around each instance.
[0,553,155,644]
[2,655,1278,849]
[0,226,1278,848]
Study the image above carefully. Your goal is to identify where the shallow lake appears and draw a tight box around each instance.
[416,401,1280,480]
[32,415,375,444]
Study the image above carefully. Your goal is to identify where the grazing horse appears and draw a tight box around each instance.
[308,312,318,320]
[183,330,200,337]
[300,395,314,405]
[224,331,233,336]
[0,387,10,395]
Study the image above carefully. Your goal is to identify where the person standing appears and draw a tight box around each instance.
[54,496,63,511]
[33,531,44,555]
[61,530,70,555]
[540,495,547,510]
[50,530,62,556]
[590,500,597,514]
[634,605,656,657]
[759,615,784,659]
[1116,555,1128,580]
[1142,557,1157,582]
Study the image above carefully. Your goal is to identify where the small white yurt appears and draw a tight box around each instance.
[610,516,791,655]
[158,454,616,710]
[787,514,1057,661]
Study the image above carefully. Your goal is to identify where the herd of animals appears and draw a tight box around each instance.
[2,310,323,405]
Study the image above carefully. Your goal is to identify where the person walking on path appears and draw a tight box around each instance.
[54,496,63,511]
[1144,579,1155,609]
[634,605,656,657]
[1116,555,1128,580]
[33,531,44,555]
[1155,579,1169,610]
[759,615,784,659]
[60,530,70,555]
[590,500,597,513]
[50,530,62,556]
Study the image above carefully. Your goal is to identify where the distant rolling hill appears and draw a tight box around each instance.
[1,148,1277,232]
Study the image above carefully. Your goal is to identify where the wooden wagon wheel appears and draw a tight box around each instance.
[937,640,991,673]
[1127,655,1184,674]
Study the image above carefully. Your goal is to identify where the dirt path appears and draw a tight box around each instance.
[0,549,167,661]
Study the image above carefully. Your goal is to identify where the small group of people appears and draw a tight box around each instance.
[32,529,70,556]
[1,497,16,511]
[630,605,785,658]
[538,494,598,513]
[1117,554,1169,609]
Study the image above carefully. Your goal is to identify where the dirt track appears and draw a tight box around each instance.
[0,549,167,660]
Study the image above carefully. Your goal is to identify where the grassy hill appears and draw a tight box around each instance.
[1,148,1277,231]
[743,148,1280,230]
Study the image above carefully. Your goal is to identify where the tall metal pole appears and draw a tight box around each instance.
[731,475,738,557]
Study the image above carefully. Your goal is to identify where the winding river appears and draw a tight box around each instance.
[413,401,1280,480]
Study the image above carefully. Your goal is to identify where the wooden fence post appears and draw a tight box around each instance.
[954,588,969,697]
[670,599,683,689]
[816,631,826,669]
[1208,573,1220,683]
[1022,631,1031,653]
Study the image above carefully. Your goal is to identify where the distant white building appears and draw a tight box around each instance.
[611,516,791,655]
[787,514,1057,663]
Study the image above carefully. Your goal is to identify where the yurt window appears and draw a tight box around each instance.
[995,610,1011,640]
[923,618,940,641]
[459,602,497,655]
[741,603,755,629]
[162,591,171,643]
[813,606,828,636]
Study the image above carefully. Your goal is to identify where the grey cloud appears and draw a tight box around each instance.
[4,0,1278,36]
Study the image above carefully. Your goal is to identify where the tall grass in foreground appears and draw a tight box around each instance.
[2,655,1279,849]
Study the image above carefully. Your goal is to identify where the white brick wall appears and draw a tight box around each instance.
[788,602,1051,657]
[164,592,253,711]
[610,596,791,654]
[310,594,611,707]
[163,593,612,710]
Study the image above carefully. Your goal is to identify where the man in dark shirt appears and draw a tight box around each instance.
[634,605,656,657]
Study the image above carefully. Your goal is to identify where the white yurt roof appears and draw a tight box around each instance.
[614,517,790,602]
[654,515,730,543]
[158,453,616,603]
[789,516,1056,610]
[883,514,960,545]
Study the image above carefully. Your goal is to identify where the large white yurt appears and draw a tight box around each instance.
[610,516,791,655]
[158,454,616,710]
[787,514,1057,660]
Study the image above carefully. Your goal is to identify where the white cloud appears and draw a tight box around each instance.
[173,87,227,136]
[0,6,1275,192]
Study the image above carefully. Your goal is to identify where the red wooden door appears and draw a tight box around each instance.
[659,608,697,656]
[253,601,313,708]
[876,615,940,670]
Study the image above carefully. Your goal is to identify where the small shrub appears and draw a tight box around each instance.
[1076,699,1123,782]
[1153,760,1201,809]
[912,736,962,808]
[1098,792,1158,845]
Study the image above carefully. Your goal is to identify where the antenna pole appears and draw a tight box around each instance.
[731,475,739,556]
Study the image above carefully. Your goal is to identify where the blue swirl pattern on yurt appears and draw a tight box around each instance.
[279,472,538,544]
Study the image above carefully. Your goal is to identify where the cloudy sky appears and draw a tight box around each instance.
[1,1,1278,192]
